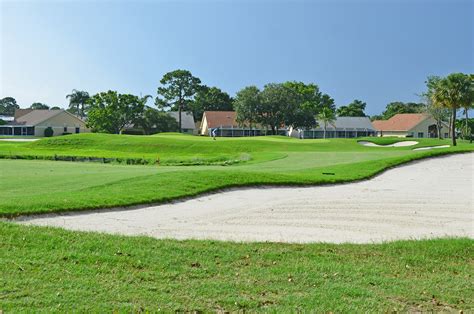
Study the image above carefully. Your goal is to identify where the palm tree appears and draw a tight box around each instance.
[317,107,336,139]
[66,90,90,119]
[431,73,473,146]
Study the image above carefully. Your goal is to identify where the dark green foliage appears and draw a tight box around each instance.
[44,127,54,137]
[135,107,179,134]
[0,97,19,115]
[156,69,201,132]
[190,85,233,121]
[30,102,50,110]
[86,91,146,134]
[234,82,335,133]
[336,99,367,117]
[380,102,424,120]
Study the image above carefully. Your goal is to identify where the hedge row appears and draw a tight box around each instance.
[0,154,158,165]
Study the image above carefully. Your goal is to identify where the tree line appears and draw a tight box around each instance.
[1,71,472,141]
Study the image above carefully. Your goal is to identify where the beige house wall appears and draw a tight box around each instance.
[200,115,209,136]
[34,112,90,137]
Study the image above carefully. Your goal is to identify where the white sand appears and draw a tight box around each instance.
[413,145,450,151]
[18,153,473,244]
[358,140,419,147]
[0,138,39,142]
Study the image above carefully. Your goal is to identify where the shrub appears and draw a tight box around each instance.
[44,127,54,137]
[62,132,72,135]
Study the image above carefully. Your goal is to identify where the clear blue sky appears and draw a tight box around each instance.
[1,0,472,115]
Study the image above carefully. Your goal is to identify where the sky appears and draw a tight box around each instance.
[1,0,472,116]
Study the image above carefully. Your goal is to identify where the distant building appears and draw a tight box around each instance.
[0,109,89,137]
[166,111,196,134]
[199,111,284,137]
[372,113,450,138]
[288,117,377,139]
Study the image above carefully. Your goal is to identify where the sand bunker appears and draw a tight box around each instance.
[358,140,418,147]
[17,153,473,244]
[0,138,39,142]
[413,145,450,151]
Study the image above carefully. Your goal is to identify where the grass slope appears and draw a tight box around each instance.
[1,134,473,216]
[1,222,472,312]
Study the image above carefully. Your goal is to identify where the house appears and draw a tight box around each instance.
[166,111,196,134]
[372,113,450,138]
[200,111,284,137]
[0,109,90,137]
[288,117,377,139]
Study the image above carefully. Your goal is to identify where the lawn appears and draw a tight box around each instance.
[1,133,473,312]
[0,133,472,216]
[0,222,472,312]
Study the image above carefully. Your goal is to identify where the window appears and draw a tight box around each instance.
[418,132,424,138]
[64,126,67,132]
[75,127,80,134]
[444,133,449,138]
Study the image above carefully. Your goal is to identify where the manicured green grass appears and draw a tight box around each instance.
[0,222,472,312]
[1,134,472,216]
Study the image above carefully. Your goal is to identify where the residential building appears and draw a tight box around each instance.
[372,113,450,138]
[199,111,285,137]
[288,117,377,139]
[0,109,89,137]
[166,111,196,134]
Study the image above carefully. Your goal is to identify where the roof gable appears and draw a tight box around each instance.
[166,111,195,129]
[203,111,237,128]
[372,113,429,131]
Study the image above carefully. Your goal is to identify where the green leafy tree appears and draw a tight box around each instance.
[190,86,233,121]
[381,102,424,120]
[50,106,62,110]
[0,97,19,115]
[66,90,90,118]
[135,107,179,135]
[233,86,261,128]
[424,76,450,139]
[282,81,324,129]
[336,100,367,117]
[317,107,336,139]
[30,103,49,110]
[156,70,201,132]
[87,91,146,134]
[259,83,298,134]
[430,73,473,146]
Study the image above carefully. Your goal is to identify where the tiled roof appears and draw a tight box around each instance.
[372,113,429,131]
[203,111,238,128]
[15,110,63,126]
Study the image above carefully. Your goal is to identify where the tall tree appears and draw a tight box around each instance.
[233,86,261,128]
[282,81,324,129]
[259,83,297,134]
[381,102,424,120]
[190,86,233,121]
[0,97,19,115]
[317,107,336,139]
[336,99,367,117]
[30,102,50,110]
[425,76,449,139]
[430,73,473,146]
[86,91,146,134]
[156,70,201,132]
[66,89,90,118]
